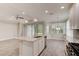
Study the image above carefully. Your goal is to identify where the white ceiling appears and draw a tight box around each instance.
[0,3,72,23]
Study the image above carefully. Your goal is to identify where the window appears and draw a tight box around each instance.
[49,22,66,35]
[34,23,44,36]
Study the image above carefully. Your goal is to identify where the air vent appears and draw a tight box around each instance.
[48,12,54,15]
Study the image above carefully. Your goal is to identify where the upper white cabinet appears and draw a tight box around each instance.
[70,4,79,29]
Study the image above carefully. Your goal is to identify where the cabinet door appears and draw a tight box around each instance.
[20,41,33,56]
[75,4,79,29]
[70,4,79,29]
[38,38,45,54]
[41,38,45,51]
[70,4,76,29]
[33,40,39,56]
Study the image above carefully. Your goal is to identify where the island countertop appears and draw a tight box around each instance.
[15,36,43,42]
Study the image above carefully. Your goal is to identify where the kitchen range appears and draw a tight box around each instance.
[65,30,79,56]
[66,43,79,56]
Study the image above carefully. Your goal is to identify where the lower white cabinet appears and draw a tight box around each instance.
[19,41,33,56]
[19,37,45,56]
[33,40,39,56]
[38,37,45,54]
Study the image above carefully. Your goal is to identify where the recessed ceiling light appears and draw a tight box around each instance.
[34,18,38,22]
[60,6,64,9]
[25,20,28,23]
[45,10,48,13]
[22,12,25,15]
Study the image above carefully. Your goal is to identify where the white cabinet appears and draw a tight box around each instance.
[33,40,39,56]
[38,37,45,54]
[19,41,33,56]
[70,4,79,29]
[19,37,45,56]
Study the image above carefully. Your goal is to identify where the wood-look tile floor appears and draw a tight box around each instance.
[40,39,66,56]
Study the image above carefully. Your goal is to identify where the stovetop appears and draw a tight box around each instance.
[69,43,79,56]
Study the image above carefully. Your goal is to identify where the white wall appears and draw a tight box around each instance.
[0,21,18,41]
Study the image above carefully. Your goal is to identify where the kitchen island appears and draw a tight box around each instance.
[17,36,45,56]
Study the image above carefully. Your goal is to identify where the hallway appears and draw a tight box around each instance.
[41,39,66,56]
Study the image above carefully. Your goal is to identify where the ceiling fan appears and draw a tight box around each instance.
[16,15,24,20]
